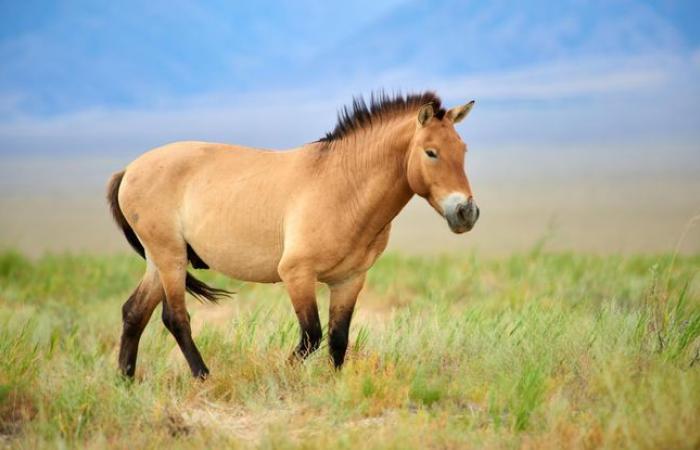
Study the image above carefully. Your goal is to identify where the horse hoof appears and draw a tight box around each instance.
[193,367,210,380]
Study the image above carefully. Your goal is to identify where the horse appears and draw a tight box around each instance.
[107,91,479,379]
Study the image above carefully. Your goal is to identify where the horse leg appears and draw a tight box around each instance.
[118,264,164,378]
[157,260,210,379]
[279,262,322,361]
[328,273,366,369]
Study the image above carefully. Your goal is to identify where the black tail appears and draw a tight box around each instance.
[107,170,231,302]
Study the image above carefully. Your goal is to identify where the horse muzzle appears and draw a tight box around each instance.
[444,195,480,234]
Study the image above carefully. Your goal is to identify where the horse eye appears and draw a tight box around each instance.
[425,149,438,159]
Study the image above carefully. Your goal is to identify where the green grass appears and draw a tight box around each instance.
[0,250,699,449]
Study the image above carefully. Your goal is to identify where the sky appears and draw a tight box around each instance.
[0,0,699,256]
[0,0,699,156]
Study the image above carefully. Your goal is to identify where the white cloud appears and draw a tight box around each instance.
[0,52,698,157]
[437,55,670,101]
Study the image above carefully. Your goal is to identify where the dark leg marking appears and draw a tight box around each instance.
[118,283,155,378]
[329,307,354,369]
[161,300,209,379]
[293,307,322,360]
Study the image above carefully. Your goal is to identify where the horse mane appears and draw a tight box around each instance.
[319,91,446,143]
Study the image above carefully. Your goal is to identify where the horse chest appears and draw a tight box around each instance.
[318,223,391,283]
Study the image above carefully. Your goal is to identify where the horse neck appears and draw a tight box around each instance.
[322,116,416,235]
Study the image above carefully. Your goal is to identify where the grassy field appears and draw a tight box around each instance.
[0,249,699,449]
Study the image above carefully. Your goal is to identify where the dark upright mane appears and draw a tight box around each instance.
[319,91,445,143]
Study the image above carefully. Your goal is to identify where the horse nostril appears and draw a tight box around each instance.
[456,203,468,221]
[475,206,480,221]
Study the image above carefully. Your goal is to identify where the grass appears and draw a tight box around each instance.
[0,249,699,449]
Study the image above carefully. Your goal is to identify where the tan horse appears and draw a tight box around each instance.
[107,92,479,379]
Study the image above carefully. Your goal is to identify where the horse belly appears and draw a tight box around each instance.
[183,215,284,283]
[189,235,283,283]
[180,161,291,283]
[211,245,282,283]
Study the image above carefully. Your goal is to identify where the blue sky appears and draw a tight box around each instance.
[0,0,699,156]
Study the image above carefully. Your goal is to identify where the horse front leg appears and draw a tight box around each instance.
[328,273,366,369]
[278,261,322,361]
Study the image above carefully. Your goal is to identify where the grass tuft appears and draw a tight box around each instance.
[0,250,698,448]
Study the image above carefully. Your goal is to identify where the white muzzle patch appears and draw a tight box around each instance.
[440,192,468,217]
[440,192,479,234]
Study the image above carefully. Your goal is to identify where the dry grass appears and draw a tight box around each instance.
[0,250,699,449]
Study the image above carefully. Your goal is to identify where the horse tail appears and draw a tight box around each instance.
[107,170,145,258]
[107,170,231,302]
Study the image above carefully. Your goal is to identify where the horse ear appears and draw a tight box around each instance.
[417,103,435,127]
[447,100,475,124]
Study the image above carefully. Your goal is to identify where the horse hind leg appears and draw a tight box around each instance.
[118,264,164,378]
[157,261,210,379]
